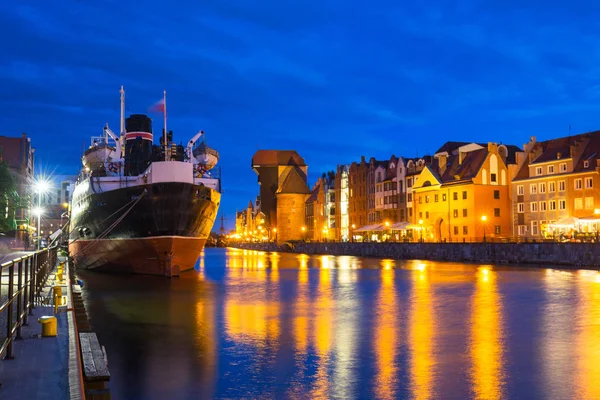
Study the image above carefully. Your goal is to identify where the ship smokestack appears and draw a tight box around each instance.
[125,114,153,176]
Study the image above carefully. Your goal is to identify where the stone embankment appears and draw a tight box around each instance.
[232,242,600,268]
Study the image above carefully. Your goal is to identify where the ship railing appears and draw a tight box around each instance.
[0,246,58,360]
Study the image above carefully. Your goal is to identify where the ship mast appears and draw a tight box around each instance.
[120,86,125,157]
[163,90,167,161]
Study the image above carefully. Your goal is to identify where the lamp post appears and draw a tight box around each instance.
[33,179,50,250]
[481,215,487,243]
[301,226,306,242]
[595,208,600,242]
[351,223,356,243]
[384,220,390,242]
[272,227,277,243]
[419,219,423,243]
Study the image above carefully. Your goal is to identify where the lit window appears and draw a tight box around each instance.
[536,167,543,176]
[518,225,527,235]
[575,198,583,210]
[531,221,539,236]
[559,163,567,172]
[494,225,501,234]
[530,184,537,194]
[585,197,594,209]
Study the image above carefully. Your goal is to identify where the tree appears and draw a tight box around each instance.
[0,162,19,232]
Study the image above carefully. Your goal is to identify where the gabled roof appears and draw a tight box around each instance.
[252,150,306,166]
[276,166,311,194]
[422,148,488,185]
[306,186,319,203]
[435,141,485,155]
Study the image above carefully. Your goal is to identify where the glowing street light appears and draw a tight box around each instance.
[418,219,423,243]
[32,178,51,251]
[481,215,487,243]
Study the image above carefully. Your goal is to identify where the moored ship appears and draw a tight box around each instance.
[69,88,221,276]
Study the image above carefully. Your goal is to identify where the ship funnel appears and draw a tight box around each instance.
[125,114,153,176]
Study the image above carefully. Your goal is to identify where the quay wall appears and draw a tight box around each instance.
[231,242,600,268]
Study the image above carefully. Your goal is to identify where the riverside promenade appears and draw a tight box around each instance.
[233,241,600,268]
[0,249,86,400]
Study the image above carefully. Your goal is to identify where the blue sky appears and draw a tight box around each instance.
[2,1,600,230]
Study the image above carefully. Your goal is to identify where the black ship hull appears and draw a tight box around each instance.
[68,182,219,276]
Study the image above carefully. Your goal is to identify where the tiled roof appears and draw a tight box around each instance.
[252,150,306,166]
[276,166,311,194]
[306,186,319,203]
[425,148,488,185]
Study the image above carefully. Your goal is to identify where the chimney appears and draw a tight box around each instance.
[557,152,561,159]
[361,155,366,163]
[438,154,448,176]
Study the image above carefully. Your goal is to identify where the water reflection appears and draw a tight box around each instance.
[78,248,600,399]
[375,259,397,399]
[576,270,600,399]
[470,267,504,399]
[409,261,435,400]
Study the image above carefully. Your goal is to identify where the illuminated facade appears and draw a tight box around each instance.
[413,142,522,242]
[512,132,600,239]
[348,157,368,229]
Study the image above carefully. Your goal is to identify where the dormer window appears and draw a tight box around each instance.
[536,167,543,176]
[584,160,589,168]
[548,165,554,174]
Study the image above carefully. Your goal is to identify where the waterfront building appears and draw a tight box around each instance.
[405,156,431,224]
[368,158,388,223]
[0,133,35,246]
[413,142,521,242]
[251,150,308,228]
[235,199,266,240]
[274,165,311,243]
[305,186,317,241]
[334,164,350,241]
[511,132,600,239]
[348,156,368,230]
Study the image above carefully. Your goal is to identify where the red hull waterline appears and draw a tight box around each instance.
[69,236,207,277]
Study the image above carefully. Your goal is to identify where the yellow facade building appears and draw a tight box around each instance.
[413,142,522,242]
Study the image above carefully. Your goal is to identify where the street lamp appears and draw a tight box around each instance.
[301,226,306,242]
[419,219,423,243]
[33,179,51,250]
[384,220,390,242]
[351,223,356,243]
[481,215,487,243]
[272,227,277,242]
[594,208,600,242]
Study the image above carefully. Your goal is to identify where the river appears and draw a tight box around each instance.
[78,247,600,399]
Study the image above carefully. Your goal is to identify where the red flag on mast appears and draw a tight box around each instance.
[149,98,166,113]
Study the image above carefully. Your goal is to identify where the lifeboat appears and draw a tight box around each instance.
[193,141,219,171]
[82,141,117,171]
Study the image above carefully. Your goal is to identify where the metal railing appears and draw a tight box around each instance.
[0,247,57,360]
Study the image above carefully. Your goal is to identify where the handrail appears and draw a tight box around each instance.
[0,246,58,360]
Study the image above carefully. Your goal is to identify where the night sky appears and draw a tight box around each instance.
[2,2,600,230]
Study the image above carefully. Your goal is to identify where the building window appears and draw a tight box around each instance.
[585,197,594,209]
[494,225,501,234]
[407,193,412,202]
[559,181,565,192]
[585,177,593,189]
[425,196,429,203]
[493,190,500,199]
[549,200,557,210]
[462,191,467,200]
[463,226,468,235]
[540,201,547,211]
[559,200,566,210]
[518,203,524,213]
[530,184,537,195]
[434,194,439,202]
[463,209,468,217]
[407,178,413,188]
[548,182,555,192]
[419,212,423,218]
[531,221,538,236]
[494,208,500,217]
[559,163,567,172]
[442,193,447,201]
[584,160,589,168]
[536,167,543,176]
[575,179,582,190]
[453,209,458,218]
[425,211,429,218]
[575,198,583,210]
[453,192,458,201]
[531,202,538,212]
[419,196,422,204]
[517,185,524,195]
[539,183,546,193]
[518,225,527,236]
[408,208,412,217]
[491,173,497,182]
[548,165,554,174]
[453,226,459,235]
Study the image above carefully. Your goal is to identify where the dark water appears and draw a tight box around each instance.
[79,248,600,400]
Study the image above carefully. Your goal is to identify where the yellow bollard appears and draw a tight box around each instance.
[52,286,62,297]
[38,316,57,337]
